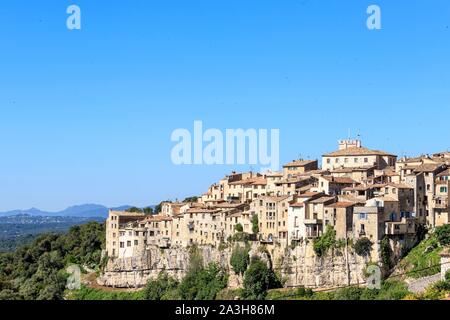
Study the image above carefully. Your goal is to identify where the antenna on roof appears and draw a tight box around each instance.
[348,128,351,140]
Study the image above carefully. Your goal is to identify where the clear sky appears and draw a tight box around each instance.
[1,0,450,211]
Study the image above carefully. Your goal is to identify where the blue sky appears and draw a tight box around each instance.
[0,0,450,211]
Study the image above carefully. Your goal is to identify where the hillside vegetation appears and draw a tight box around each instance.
[397,224,450,279]
[0,222,105,300]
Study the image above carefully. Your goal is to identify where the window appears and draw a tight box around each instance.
[359,213,368,220]
[354,158,358,163]
[327,159,331,164]
[364,158,368,163]
[345,158,349,163]
[440,186,448,193]
[127,241,131,247]
[134,240,138,246]
[120,242,124,248]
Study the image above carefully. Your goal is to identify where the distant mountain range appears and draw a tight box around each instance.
[0,204,146,218]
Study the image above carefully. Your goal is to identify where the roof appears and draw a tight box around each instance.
[326,202,355,208]
[323,146,396,157]
[290,202,305,208]
[143,214,173,222]
[186,208,219,214]
[266,171,283,177]
[213,202,247,209]
[397,156,424,164]
[228,177,267,186]
[321,176,357,184]
[260,195,291,202]
[371,182,413,190]
[283,159,317,168]
[309,196,336,204]
[372,195,399,202]
[109,210,146,217]
[342,185,372,191]
[414,163,446,173]
[437,169,450,177]
[297,191,324,198]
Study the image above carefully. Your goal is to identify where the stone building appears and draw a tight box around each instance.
[322,139,397,171]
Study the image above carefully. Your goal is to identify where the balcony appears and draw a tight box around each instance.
[304,219,322,225]
[434,199,449,209]
[306,230,320,238]
[385,218,416,236]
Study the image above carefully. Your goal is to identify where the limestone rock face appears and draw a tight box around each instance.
[98,243,368,289]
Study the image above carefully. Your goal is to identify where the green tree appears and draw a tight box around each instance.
[251,215,259,234]
[380,236,393,268]
[354,237,373,257]
[0,221,105,300]
[183,196,199,203]
[230,246,250,276]
[313,226,336,257]
[178,263,228,300]
[144,272,178,300]
[242,258,281,300]
[435,224,450,246]
[126,207,144,213]
[143,207,154,215]
[234,223,244,233]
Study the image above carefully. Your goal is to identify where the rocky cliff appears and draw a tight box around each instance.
[97,242,370,289]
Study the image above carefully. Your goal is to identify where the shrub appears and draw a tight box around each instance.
[353,238,373,257]
[234,224,244,233]
[313,226,336,257]
[231,232,251,243]
[376,280,410,300]
[333,287,364,300]
[296,286,314,298]
[435,224,450,246]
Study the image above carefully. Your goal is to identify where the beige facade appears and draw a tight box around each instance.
[322,140,396,171]
[252,195,291,243]
[283,159,318,178]
[105,140,449,266]
[324,202,354,240]
[106,211,145,258]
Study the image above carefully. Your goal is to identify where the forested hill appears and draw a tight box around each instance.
[0,215,105,252]
[0,222,105,300]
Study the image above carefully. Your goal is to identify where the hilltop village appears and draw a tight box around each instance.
[105,139,450,262]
